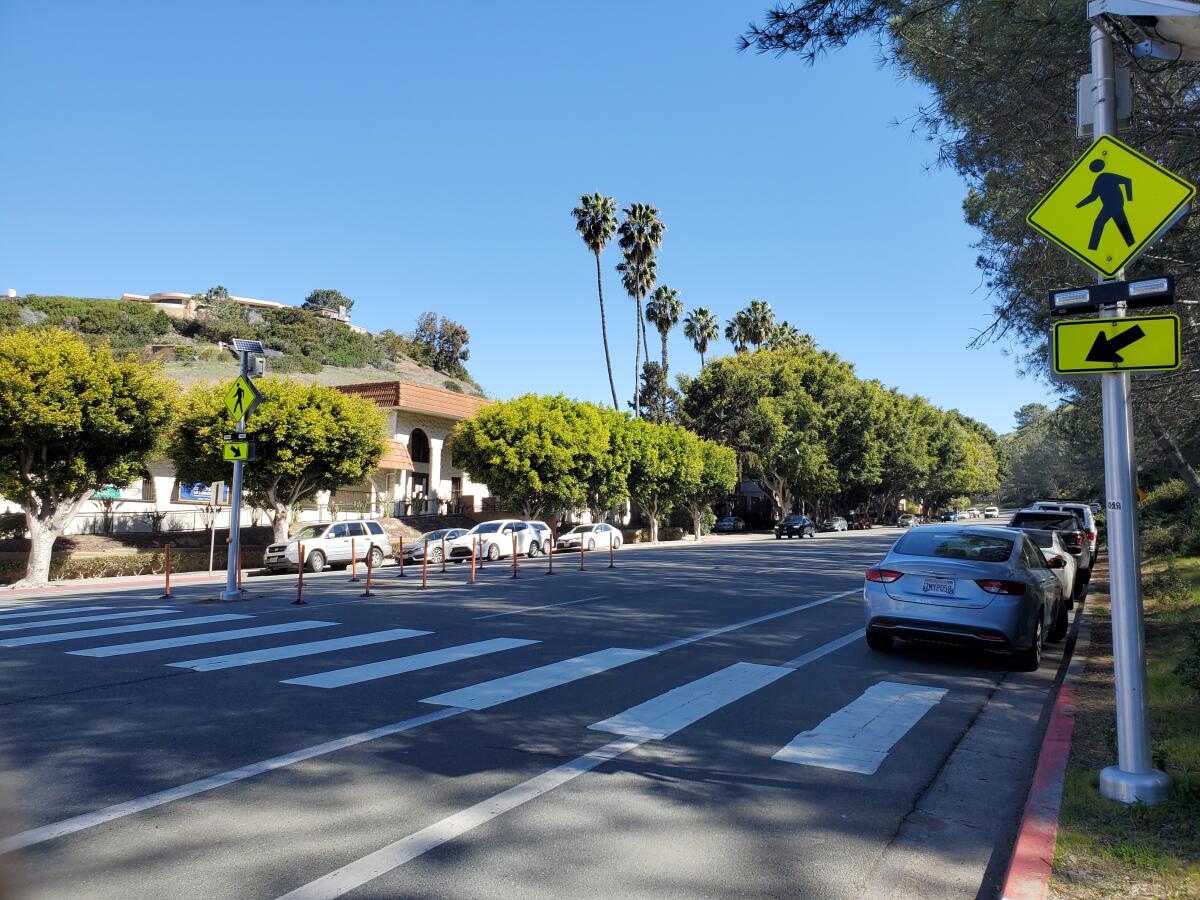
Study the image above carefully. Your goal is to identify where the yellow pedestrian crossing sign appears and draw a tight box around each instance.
[1053,314,1180,375]
[223,375,263,420]
[1027,136,1195,278]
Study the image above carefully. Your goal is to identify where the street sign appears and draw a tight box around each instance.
[223,440,255,462]
[1049,275,1174,315]
[1027,135,1195,277]
[1053,314,1180,374]
[223,375,263,420]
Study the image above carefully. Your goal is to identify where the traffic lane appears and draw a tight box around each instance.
[3,600,1015,900]
[0,575,867,839]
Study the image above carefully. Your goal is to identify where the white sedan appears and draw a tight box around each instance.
[556,523,622,552]
[1022,528,1081,603]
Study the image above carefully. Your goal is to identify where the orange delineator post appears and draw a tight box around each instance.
[579,537,585,571]
[470,537,477,584]
[362,548,375,597]
[421,540,428,589]
[396,536,406,578]
[609,536,615,569]
[512,533,519,579]
[349,538,359,582]
[441,536,447,574]
[294,541,307,605]
[546,533,554,576]
[160,544,173,599]
[237,548,243,591]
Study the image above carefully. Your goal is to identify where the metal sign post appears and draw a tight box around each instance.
[1088,23,1172,805]
[223,351,251,601]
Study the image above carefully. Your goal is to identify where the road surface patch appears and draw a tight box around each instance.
[168,627,432,671]
[0,614,252,647]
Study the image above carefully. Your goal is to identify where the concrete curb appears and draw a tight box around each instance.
[1000,609,1092,900]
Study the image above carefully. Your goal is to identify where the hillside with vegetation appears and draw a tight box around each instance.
[0,292,485,396]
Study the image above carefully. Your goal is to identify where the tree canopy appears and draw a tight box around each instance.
[0,328,174,586]
[302,288,355,313]
[169,377,385,541]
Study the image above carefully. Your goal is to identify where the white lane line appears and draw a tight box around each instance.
[782,629,864,668]
[421,648,655,710]
[589,661,792,740]
[0,609,178,634]
[647,589,859,652]
[0,615,253,648]
[473,595,605,620]
[0,707,466,856]
[168,628,431,672]
[275,632,862,900]
[773,681,948,774]
[281,638,539,689]
[0,606,111,622]
[68,621,340,658]
[275,736,647,900]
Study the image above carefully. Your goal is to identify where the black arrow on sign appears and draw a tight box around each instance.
[229,445,242,459]
[1085,324,1146,363]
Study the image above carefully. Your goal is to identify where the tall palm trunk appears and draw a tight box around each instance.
[641,310,650,362]
[633,293,643,416]
[699,349,705,367]
[660,330,669,418]
[594,250,619,409]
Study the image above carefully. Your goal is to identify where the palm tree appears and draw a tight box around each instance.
[645,286,683,417]
[571,193,620,409]
[724,310,751,353]
[764,321,813,351]
[616,203,665,416]
[683,307,719,367]
[742,300,776,349]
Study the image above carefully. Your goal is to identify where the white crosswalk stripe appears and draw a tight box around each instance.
[282,638,539,689]
[0,605,111,622]
[168,627,431,672]
[0,614,253,648]
[0,609,177,634]
[68,621,340,658]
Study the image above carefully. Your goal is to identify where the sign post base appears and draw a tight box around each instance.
[1099,765,1172,805]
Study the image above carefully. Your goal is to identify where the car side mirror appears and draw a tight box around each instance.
[1048,557,1067,569]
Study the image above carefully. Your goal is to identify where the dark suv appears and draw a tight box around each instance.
[775,514,816,539]
[1008,508,1093,574]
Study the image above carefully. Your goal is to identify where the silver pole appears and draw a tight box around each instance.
[222,352,250,601]
[1089,23,1171,805]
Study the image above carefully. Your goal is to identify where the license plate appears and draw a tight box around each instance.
[922,577,955,596]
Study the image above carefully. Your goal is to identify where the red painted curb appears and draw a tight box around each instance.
[1001,677,1078,900]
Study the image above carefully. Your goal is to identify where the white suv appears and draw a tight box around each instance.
[449,519,549,561]
[1032,500,1098,565]
[264,520,393,573]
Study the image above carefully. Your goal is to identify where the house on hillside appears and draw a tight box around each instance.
[121,291,369,334]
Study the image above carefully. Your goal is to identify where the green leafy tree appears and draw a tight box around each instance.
[410,312,472,375]
[645,285,684,418]
[572,193,621,409]
[302,289,355,313]
[584,407,637,520]
[169,378,385,542]
[627,418,695,542]
[631,361,681,424]
[683,307,719,367]
[449,394,608,519]
[678,436,739,541]
[616,204,665,417]
[0,329,174,587]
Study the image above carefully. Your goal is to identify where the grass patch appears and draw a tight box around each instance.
[1051,556,1200,899]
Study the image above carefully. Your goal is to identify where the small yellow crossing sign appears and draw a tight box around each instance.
[223,440,255,462]
[1027,136,1195,277]
[223,375,263,420]
[1053,314,1180,375]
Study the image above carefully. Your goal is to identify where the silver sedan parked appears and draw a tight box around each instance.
[862,525,1066,671]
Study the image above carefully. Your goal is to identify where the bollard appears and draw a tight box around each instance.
[546,534,555,576]
[160,543,173,600]
[396,536,406,578]
[362,547,375,597]
[441,536,447,575]
[237,548,243,591]
[580,536,585,571]
[609,535,615,569]
[422,539,428,590]
[349,538,359,582]
[470,537,477,584]
[293,541,307,605]
[512,532,519,579]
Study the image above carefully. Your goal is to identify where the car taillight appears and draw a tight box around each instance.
[1063,533,1082,546]
[1087,530,1096,542]
[866,567,902,583]
[975,579,1026,595]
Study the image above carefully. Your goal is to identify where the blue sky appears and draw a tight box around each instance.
[0,1,1057,434]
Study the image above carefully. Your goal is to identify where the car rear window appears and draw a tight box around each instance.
[1011,513,1079,530]
[894,531,1014,563]
[367,522,384,535]
[1024,531,1055,548]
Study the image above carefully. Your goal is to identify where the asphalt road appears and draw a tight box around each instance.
[0,524,1063,899]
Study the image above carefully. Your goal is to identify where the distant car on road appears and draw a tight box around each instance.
[983,507,1000,519]
[264,520,393,574]
[941,512,960,522]
[556,523,622,552]
[898,514,920,528]
[1019,528,1082,604]
[965,507,980,518]
[775,514,816,539]
[850,513,873,530]
[1031,500,1099,561]
[713,516,747,534]
[862,524,1066,671]
[819,517,848,532]
[1009,508,1093,575]
[400,528,470,564]
[449,519,541,562]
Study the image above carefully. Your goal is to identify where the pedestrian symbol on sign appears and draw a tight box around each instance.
[1077,159,1135,250]
[223,374,263,420]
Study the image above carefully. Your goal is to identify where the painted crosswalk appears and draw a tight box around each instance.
[0,608,177,633]
[168,627,432,672]
[0,614,253,648]
[282,638,539,689]
[0,605,111,622]
[69,621,340,658]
